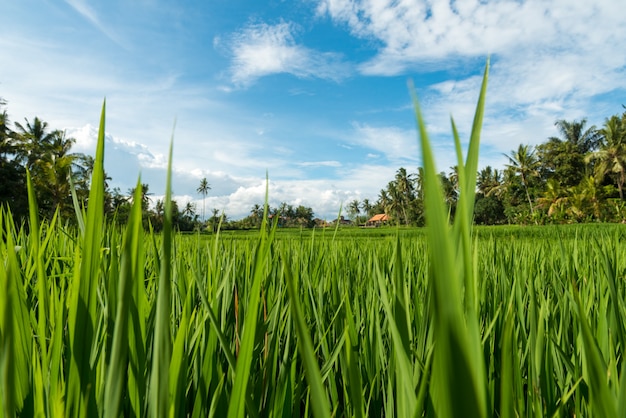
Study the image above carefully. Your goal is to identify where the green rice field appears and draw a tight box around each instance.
[4,63,626,418]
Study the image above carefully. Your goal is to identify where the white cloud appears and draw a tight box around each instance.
[316,0,626,138]
[225,21,351,86]
[317,0,626,74]
[350,122,419,163]
[298,160,342,167]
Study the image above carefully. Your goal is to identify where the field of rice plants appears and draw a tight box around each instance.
[4,63,626,418]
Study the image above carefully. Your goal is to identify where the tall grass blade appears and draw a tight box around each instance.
[227,178,275,418]
[283,254,331,418]
[149,132,175,418]
[66,100,106,418]
[410,60,489,417]
[103,179,144,418]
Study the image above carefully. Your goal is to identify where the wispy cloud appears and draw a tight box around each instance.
[349,122,419,164]
[223,21,351,87]
[298,160,342,167]
[64,0,128,48]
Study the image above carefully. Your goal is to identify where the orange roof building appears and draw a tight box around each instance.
[366,214,390,226]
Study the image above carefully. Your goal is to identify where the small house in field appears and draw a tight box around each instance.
[366,213,389,227]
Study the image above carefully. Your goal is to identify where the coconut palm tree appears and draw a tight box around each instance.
[586,115,626,199]
[13,117,57,168]
[505,144,539,214]
[348,199,360,221]
[197,177,211,221]
[128,183,152,211]
[551,118,600,154]
[361,198,372,217]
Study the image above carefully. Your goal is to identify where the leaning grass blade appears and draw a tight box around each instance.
[374,257,416,416]
[149,133,175,418]
[344,296,364,418]
[571,279,617,418]
[103,179,143,418]
[227,181,274,418]
[283,253,331,418]
[27,169,51,413]
[1,228,16,417]
[66,100,106,418]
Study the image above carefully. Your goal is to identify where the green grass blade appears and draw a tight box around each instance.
[103,179,144,418]
[283,253,331,418]
[227,189,273,418]
[66,100,106,418]
[571,279,617,418]
[410,61,489,417]
[149,133,175,418]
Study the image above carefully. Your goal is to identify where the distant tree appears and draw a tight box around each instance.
[250,203,263,227]
[505,144,540,215]
[348,199,360,220]
[294,205,314,227]
[586,114,626,199]
[0,100,27,216]
[208,208,221,232]
[128,183,152,211]
[197,177,211,220]
[474,195,505,225]
[361,198,372,218]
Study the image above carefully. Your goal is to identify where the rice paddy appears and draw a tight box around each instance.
[3,62,626,417]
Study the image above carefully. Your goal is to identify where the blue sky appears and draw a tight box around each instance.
[2,0,625,220]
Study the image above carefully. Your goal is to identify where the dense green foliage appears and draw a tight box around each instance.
[350,115,626,226]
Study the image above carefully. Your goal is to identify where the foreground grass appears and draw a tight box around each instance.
[4,211,626,417]
[4,64,626,417]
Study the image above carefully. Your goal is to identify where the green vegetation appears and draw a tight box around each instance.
[5,63,626,418]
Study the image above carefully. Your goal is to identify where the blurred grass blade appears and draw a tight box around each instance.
[410,60,489,418]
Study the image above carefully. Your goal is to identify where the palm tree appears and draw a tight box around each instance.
[183,201,196,217]
[197,177,211,221]
[586,115,626,199]
[13,117,57,168]
[377,189,391,216]
[361,198,372,218]
[551,118,600,154]
[128,183,152,211]
[505,144,539,214]
[348,199,360,221]
[44,131,79,214]
[537,179,567,219]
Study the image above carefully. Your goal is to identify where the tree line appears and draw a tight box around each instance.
[0,97,318,231]
[347,109,626,225]
[2,95,625,228]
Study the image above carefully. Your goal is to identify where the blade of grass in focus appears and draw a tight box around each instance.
[66,100,106,418]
